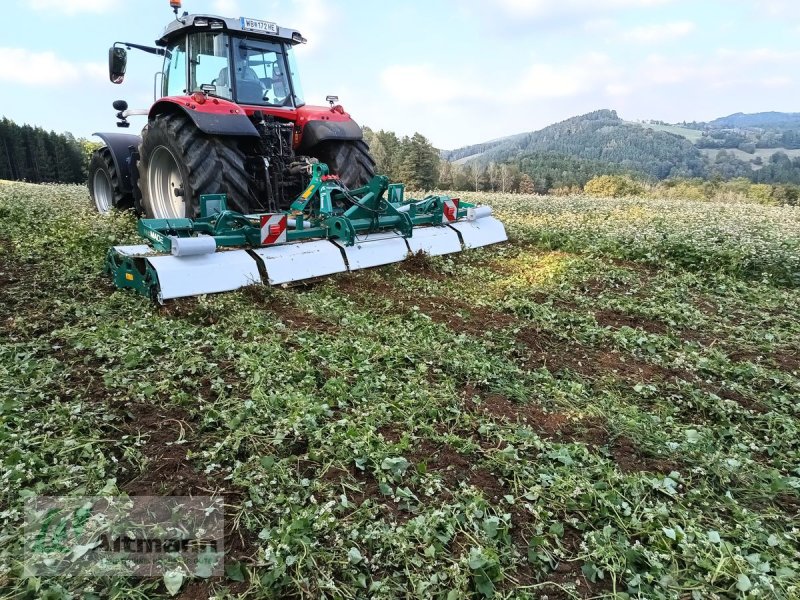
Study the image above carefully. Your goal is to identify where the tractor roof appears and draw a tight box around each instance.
[156,14,305,47]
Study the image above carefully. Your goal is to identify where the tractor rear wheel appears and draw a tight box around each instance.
[138,112,253,219]
[88,148,133,213]
[311,140,376,189]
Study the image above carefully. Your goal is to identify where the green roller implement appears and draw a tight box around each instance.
[105,163,507,302]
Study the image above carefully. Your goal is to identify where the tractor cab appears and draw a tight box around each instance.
[157,15,306,108]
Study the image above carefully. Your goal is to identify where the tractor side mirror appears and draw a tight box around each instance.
[109,47,128,84]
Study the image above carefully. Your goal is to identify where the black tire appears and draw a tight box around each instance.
[88,148,133,213]
[310,139,376,189]
[137,112,254,219]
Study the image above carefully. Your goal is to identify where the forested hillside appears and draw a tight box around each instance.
[707,112,800,130]
[443,110,706,179]
[0,118,88,184]
[437,110,800,192]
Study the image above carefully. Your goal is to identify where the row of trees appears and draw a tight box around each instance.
[696,129,800,151]
[583,174,799,206]
[0,118,87,184]
[362,128,440,190]
[364,126,548,193]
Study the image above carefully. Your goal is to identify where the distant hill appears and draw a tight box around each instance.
[442,109,706,180]
[707,112,800,130]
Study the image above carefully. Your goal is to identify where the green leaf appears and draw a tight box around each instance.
[163,570,184,596]
[468,548,487,570]
[225,561,245,582]
[194,553,217,578]
[549,522,564,537]
[685,429,701,443]
[736,574,752,592]
[348,547,363,564]
[663,527,677,540]
[707,530,721,544]
[581,562,599,583]
[380,457,410,477]
[475,576,495,598]
[70,541,101,561]
[260,455,275,469]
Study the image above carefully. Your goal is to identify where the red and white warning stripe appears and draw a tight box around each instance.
[442,198,460,223]
[260,214,288,245]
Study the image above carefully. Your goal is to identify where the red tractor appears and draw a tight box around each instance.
[88,2,375,219]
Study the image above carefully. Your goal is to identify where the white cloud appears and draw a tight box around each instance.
[606,83,633,96]
[624,21,695,42]
[380,65,468,104]
[715,48,800,64]
[0,48,104,86]
[212,0,241,15]
[757,0,794,17]
[489,0,672,20]
[381,53,621,108]
[761,76,792,87]
[287,0,328,55]
[583,18,617,33]
[512,54,617,99]
[29,0,117,14]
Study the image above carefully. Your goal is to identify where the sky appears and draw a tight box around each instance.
[1,0,798,150]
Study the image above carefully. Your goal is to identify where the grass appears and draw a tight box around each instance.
[1,181,799,599]
[630,123,704,143]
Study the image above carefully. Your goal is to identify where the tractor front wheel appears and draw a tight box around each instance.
[311,140,376,189]
[88,148,133,213]
[138,112,253,219]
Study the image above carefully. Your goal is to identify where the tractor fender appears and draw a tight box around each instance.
[149,97,260,137]
[296,118,364,153]
[92,132,142,194]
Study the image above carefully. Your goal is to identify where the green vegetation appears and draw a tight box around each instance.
[436,110,800,193]
[631,123,703,143]
[0,117,91,184]
[581,175,799,206]
[1,181,799,599]
[583,176,645,199]
[363,128,441,190]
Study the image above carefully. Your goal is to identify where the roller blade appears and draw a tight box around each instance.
[251,240,347,285]
[147,250,262,301]
[448,215,508,249]
[405,225,462,256]
[332,232,411,271]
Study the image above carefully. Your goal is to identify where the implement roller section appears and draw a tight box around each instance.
[105,163,507,302]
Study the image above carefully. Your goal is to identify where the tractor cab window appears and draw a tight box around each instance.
[232,38,295,107]
[286,45,305,107]
[163,39,187,97]
[189,32,233,100]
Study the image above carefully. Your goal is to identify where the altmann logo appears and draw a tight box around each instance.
[26,495,225,577]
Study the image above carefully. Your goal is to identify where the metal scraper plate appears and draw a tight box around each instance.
[405,225,463,256]
[251,240,347,285]
[112,244,157,256]
[449,216,508,249]
[332,232,410,271]
[146,250,262,301]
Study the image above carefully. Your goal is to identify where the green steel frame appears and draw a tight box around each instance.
[127,163,474,253]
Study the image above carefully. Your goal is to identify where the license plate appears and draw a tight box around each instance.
[240,17,278,34]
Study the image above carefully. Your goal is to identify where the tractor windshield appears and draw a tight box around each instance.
[163,31,305,108]
[230,37,304,108]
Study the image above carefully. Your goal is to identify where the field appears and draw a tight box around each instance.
[699,147,800,169]
[630,123,704,143]
[1,181,799,599]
